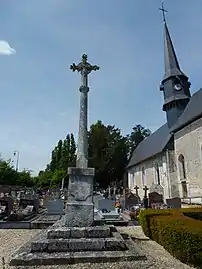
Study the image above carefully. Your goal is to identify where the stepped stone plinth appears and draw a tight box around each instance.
[10,221,146,266]
[47,226,111,239]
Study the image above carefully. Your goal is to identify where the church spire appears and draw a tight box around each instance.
[163,21,187,81]
[159,2,191,128]
[159,2,187,81]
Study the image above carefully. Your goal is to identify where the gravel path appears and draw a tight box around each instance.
[0,227,195,269]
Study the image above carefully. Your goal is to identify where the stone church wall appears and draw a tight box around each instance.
[127,151,170,201]
[167,149,179,198]
[175,117,202,201]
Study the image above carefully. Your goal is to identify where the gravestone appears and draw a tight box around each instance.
[54,190,61,200]
[43,194,54,207]
[19,194,40,213]
[98,198,115,213]
[166,197,181,208]
[125,192,140,210]
[149,192,164,208]
[93,193,103,210]
[0,196,13,215]
[149,184,164,196]
[11,190,16,198]
[46,199,64,215]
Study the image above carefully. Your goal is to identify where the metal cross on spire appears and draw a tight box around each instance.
[159,1,168,23]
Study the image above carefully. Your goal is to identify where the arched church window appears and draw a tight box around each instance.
[142,167,145,186]
[181,181,188,198]
[178,154,186,180]
[155,163,161,185]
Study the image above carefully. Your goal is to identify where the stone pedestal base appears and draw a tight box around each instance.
[65,167,94,227]
[10,225,147,266]
[65,202,94,227]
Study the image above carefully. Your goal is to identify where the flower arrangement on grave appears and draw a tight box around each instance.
[115,201,121,208]
[129,207,140,220]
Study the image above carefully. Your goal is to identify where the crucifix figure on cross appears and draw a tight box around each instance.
[134,185,139,196]
[159,1,168,22]
[143,186,149,198]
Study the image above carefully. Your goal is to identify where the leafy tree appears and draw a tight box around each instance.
[36,133,77,188]
[88,120,128,189]
[60,134,70,170]
[49,149,57,172]
[56,140,63,169]
[69,133,76,166]
[17,169,33,187]
[128,124,151,158]
[34,170,53,187]
[34,123,150,189]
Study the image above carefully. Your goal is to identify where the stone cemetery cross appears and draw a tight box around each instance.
[134,185,139,196]
[65,54,99,227]
[143,186,149,198]
[70,54,99,168]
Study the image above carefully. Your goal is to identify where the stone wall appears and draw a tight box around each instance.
[127,151,170,201]
[174,117,202,200]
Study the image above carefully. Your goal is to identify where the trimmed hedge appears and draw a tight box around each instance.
[139,207,202,267]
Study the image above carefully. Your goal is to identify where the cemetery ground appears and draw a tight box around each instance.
[1,227,193,269]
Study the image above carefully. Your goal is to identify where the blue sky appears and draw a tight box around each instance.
[0,0,202,175]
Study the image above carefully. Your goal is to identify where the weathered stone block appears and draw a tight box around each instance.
[69,238,105,251]
[47,228,71,239]
[85,226,111,238]
[67,167,94,204]
[105,238,127,251]
[47,240,70,252]
[68,167,95,176]
[65,202,94,227]
[31,241,48,252]
[70,227,86,238]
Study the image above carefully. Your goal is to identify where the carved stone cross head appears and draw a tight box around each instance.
[70,54,99,75]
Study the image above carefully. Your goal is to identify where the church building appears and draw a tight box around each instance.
[126,14,202,204]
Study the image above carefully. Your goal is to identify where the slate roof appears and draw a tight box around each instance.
[171,88,202,132]
[127,89,202,169]
[127,123,172,168]
[163,22,187,81]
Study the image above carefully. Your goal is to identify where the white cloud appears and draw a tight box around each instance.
[0,40,16,55]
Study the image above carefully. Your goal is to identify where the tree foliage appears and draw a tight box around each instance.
[0,122,151,189]
[88,121,128,189]
[127,124,151,158]
[35,133,77,188]
[0,157,34,186]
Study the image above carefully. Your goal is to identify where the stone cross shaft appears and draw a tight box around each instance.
[70,54,99,168]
